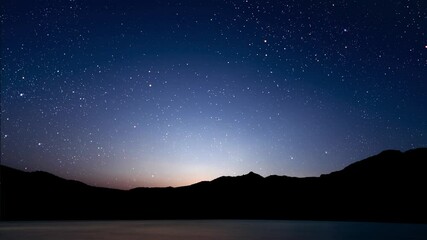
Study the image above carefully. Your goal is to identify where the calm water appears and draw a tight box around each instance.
[1,220,426,240]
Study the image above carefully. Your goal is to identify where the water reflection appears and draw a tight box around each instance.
[1,220,426,240]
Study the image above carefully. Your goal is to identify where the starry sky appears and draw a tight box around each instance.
[1,0,426,189]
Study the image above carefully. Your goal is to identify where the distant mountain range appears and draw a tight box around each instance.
[1,148,426,222]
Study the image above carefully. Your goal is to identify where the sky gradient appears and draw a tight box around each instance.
[1,0,426,189]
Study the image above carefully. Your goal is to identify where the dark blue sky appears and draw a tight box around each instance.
[1,0,426,189]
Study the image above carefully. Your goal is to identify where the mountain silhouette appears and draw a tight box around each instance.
[1,148,426,222]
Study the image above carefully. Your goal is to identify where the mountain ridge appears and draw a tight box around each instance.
[1,148,426,222]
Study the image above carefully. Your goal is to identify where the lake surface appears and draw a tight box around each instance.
[1,220,426,240]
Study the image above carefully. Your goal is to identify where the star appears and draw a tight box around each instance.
[1,0,424,189]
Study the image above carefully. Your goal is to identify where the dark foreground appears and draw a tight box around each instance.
[1,220,427,240]
[1,148,427,222]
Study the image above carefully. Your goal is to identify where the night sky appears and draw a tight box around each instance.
[1,0,426,189]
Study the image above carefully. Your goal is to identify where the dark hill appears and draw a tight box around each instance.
[1,148,426,222]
